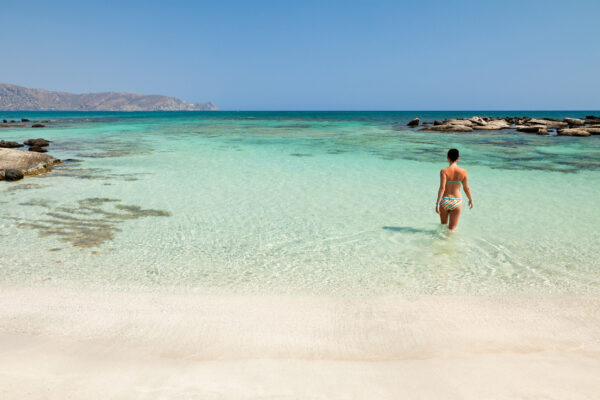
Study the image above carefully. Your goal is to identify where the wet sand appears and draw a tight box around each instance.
[1,288,599,399]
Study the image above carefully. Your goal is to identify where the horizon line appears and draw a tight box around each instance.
[2,109,600,113]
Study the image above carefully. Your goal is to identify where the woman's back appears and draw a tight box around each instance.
[442,165,467,197]
[436,148,473,232]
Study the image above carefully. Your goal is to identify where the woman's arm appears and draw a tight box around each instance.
[436,170,446,214]
[462,172,474,209]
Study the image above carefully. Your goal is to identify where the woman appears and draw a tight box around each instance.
[436,148,473,231]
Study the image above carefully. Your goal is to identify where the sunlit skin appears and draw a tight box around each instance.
[436,156,473,231]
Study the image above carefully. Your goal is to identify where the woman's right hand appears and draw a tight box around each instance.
[468,199,473,209]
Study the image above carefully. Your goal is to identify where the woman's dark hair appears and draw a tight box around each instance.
[447,148,459,162]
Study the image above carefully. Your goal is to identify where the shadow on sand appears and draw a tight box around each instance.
[382,226,440,235]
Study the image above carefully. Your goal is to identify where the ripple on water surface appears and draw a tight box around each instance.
[0,111,599,295]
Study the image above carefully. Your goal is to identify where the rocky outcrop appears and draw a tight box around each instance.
[584,116,600,126]
[0,140,23,148]
[467,116,487,126]
[413,115,599,137]
[22,138,51,152]
[0,119,53,129]
[517,126,545,133]
[0,148,61,180]
[420,124,473,132]
[407,118,420,127]
[557,128,591,137]
[526,118,567,129]
[0,83,218,111]
[3,169,24,181]
[24,138,50,147]
[475,120,511,130]
[585,127,600,135]
[564,117,585,126]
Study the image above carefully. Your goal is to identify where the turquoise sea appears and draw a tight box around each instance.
[1,111,599,295]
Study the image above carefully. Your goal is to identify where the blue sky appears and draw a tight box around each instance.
[1,0,599,110]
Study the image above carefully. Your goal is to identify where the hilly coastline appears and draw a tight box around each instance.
[0,83,217,111]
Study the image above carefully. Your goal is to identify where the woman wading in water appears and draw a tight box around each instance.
[436,148,473,231]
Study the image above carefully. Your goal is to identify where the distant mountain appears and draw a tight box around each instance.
[0,83,217,111]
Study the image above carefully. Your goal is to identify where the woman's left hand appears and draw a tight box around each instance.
[435,204,440,214]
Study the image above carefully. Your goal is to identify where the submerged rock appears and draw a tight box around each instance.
[31,123,45,128]
[24,138,50,147]
[0,140,23,148]
[21,118,30,122]
[0,148,61,180]
[516,126,541,133]
[420,124,473,132]
[29,146,48,153]
[407,118,420,127]
[557,128,591,137]
[0,124,25,128]
[4,169,24,181]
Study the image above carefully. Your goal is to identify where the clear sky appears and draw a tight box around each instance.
[1,0,599,110]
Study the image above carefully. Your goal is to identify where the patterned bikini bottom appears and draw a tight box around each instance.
[440,196,462,211]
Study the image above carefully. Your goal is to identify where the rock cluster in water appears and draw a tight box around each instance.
[0,148,61,181]
[1,118,49,129]
[408,115,600,136]
[0,116,58,180]
[0,137,52,152]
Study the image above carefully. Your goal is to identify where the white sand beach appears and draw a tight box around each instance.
[3,0,600,397]
[1,288,599,399]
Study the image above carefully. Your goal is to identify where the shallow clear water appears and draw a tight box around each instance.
[1,111,599,295]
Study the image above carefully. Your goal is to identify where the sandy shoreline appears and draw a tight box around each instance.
[1,287,599,399]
